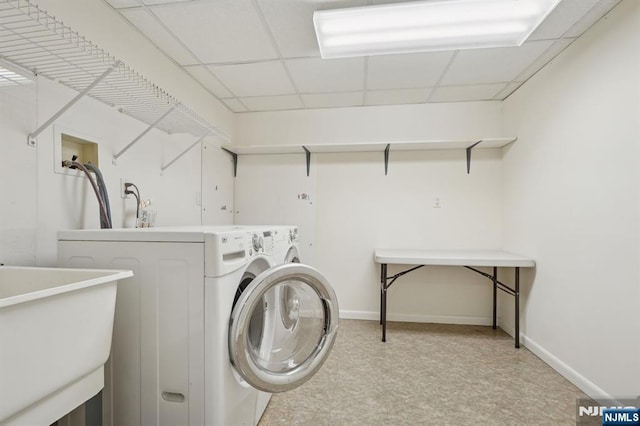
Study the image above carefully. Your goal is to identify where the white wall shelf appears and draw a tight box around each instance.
[221,137,517,176]
[0,0,229,160]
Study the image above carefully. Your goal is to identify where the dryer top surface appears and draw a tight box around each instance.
[57,225,294,243]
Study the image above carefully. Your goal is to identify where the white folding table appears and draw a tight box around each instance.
[373,249,535,348]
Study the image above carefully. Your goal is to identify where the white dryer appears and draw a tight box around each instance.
[278,226,301,263]
[57,226,339,426]
[248,225,304,418]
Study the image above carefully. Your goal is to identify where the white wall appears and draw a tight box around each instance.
[0,72,232,267]
[201,138,236,225]
[0,0,235,266]
[234,102,508,324]
[501,0,640,399]
[237,102,503,144]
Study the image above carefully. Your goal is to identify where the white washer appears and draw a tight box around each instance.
[251,226,300,418]
[57,226,339,426]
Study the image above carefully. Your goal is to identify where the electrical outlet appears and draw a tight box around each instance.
[433,197,441,208]
[121,178,130,199]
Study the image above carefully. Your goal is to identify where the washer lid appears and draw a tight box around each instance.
[228,263,339,393]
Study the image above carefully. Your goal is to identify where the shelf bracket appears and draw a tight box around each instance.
[161,134,208,173]
[222,148,238,177]
[113,106,175,163]
[465,140,483,174]
[303,146,311,177]
[384,144,390,175]
[27,63,118,146]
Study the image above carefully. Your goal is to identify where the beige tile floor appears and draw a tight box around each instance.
[259,319,589,425]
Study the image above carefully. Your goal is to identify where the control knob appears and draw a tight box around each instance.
[252,234,263,251]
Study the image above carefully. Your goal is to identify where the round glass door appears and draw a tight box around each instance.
[228,263,339,393]
[280,246,300,329]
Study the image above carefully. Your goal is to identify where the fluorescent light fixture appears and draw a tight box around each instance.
[313,0,561,58]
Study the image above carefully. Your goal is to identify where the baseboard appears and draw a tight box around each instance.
[522,335,615,403]
[339,310,492,326]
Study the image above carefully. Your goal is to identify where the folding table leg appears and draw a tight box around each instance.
[515,267,520,348]
[492,266,497,330]
[380,264,384,325]
[381,263,387,342]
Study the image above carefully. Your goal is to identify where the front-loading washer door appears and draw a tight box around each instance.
[228,263,339,393]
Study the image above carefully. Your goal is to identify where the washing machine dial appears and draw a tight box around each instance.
[252,234,263,252]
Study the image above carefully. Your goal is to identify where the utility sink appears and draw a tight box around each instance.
[0,265,132,425]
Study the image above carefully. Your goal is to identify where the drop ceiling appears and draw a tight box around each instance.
[103,0,621,113]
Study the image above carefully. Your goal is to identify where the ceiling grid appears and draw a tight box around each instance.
[251,0,306,110]
[100,0,621,113]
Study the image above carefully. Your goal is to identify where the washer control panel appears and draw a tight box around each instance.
[288,227,298,243]
[252,233,263,252]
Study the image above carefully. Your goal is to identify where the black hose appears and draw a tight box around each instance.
[83,163,112,228]
[129,191,140,223]
[65,160,111,229]
[125,182,141,219]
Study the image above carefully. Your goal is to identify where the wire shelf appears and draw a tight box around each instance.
[0,0,228,142]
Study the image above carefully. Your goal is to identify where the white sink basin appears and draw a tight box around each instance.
[0,265,132,425]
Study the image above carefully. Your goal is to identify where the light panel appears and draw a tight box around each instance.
[0,59,33,88]
[313,0,561,58]
[0,68,32,87]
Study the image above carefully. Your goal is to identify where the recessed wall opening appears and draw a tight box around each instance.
[61,133,99,168]
[54,126,102,175]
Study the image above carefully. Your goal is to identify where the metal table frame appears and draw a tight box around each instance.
[375,249,535,348]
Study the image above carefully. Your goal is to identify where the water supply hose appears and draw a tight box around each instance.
[62,159,112,229]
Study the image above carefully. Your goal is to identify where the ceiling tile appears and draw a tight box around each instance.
[301,92,363,109]
[221,98,248,113]
[493,82,524,100]
[184,65,233,98]
[563,0,621,38]
[256,0,367,58]
[241,95,303,112]
[441,41,555,85]
[365,88,431,106]
[150,0,278,63]
[514,39,574,82]
[143,0,196,5]
[430,84,506,102]
[121,8,196,65]
[104,0,141,8]
[367,52,453,90]
[369,0,419,3]
[528,0,600,41]
[104,0,621,111]
[286,57,364,93]
[210,61,295,97]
